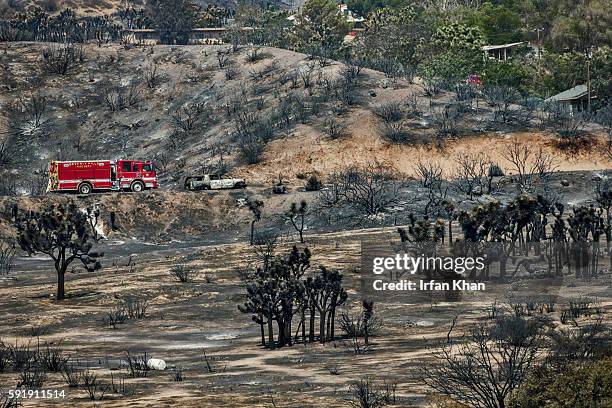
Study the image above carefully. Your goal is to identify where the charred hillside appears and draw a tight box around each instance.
[1,42,610,198]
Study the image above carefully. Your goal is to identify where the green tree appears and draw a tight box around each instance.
[420,49,483,90]
[524,47,611,97]
[291,0,350,57]
[509,358,612,408]
[482,60,528,88]
[346,0,408,18]
[466,2,524,44]
[357,6,432,76]
[431,20,485,51]
[234,6,292,48]
[549,0,612,52]
[419,21,484,88]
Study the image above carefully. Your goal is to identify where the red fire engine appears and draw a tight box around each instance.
[47,160,159,194]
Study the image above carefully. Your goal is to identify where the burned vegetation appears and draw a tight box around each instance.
[0,0,611,407]
[239,246,348,349]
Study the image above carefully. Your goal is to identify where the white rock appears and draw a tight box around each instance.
[147,358,167,371]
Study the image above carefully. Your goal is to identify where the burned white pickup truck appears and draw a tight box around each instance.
[184,174,247,190]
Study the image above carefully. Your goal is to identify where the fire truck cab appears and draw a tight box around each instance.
[47,159,159,194]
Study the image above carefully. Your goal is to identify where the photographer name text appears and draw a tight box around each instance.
[372,279,486,291]
[370,254,487,292]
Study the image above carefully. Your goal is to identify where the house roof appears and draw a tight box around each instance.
[545,85,588,102]
[126,28,234,33]
[481,42,525,51]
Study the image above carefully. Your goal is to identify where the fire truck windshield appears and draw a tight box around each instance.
[142,163,153,172]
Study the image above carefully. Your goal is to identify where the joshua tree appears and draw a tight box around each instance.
[239,246,311,349]
[239,247,347,348]
[312,266,347,343]
[15,203,103,300]
[247,197,264,245]
[362,299,374,345]
[285,200,308,243]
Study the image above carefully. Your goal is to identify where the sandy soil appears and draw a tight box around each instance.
[1,227,610,407]
[237,123,612,185]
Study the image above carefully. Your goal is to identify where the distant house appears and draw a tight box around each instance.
[482,42,525,61]
[124,27,253,45]
[339,3,365,30]
[124,29,158,44]
[288,2,366,43]
[545,84,593,113]
[341,3,365,42]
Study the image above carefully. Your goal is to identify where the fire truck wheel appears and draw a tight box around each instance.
[78,183,92,195]
[131,181,144,192]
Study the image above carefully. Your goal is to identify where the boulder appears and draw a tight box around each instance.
[147,358,167,371]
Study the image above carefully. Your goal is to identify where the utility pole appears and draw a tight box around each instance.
[535,28,542,58]
[586,49,592,113]
[585,0,593,113]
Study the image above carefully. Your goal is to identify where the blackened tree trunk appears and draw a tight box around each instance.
[326,310,331,341]
[301,308,306,343]
[57,264,66,300]
[319,308,326,343]
[55,249,69,300]
[277,320,286,347]
[309,307,316,342]
[258,316,266,347]
[283,315,292,347]
[330,307,336,341]
[267,316,274,349]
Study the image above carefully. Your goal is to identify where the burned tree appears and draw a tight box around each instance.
[15,203,103,300]
[422,316,544,408]
[247,197,264,245]
[42,43,83,75]
[339,164,400,216]
[103,80,141,112]
[457,194,555,280]
[239,247,347,348]
[18,92,48,136]
[285,200,308,243]
[144,61,163,89]
[483,85,519,124]
[170,102,208,135]
[311,266,347,343]
[340,300,382,346]
[453,154,496,199]
[239,246,310,349]
[415,160,443,189]
[361,299,374,345]
[501,139,558,190]
[0,239,15,276]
